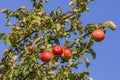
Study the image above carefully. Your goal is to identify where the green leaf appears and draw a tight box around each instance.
[103,21,116,30]
[44,37,48,42]
[64,38,71,47]
[56,23,61,32]
[84,24,96,33]
[83,77,90,80]
[23,67,29,73]
[14,70,19,77]
[83,70,89,75]
[34,33,39,39]
[5,22,12,26]
[83,56,90,68]
[0,8,8,13]
[79,70,89,78]
[6,11,13,18]
[3,35,13,45]
[88,77,93,80]
[0,32,5,40]
[3,36,7,44]
[87,36,94,48]
[85,49,96,59]
[45,0,48,3]
[7,35,14,47]
[34,37,41,44]
[32,57,37,63]
[18,6,26,10]
[70,61,82,68]
[54,38,60,44]
[89,49,96,59]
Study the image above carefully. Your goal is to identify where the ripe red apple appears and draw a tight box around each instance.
[62,48,72,60]
[40,51,52,62]
[52,45,63,56]
[92,29,105,42]
[27,45,37,51]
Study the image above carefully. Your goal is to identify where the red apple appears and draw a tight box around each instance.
[27,45,37,51]
[52,45,63,56]
[40,51,52,62]
[92,29,105,42]
[62,48,72,60]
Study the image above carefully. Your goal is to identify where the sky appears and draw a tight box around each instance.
[0,0,120,80]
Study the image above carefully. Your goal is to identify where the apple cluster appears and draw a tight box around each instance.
[28,45,72,62]
[27,29,105,62]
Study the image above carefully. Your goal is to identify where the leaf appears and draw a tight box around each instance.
[3,35,14,46]
[87,36,94,48]
[23,67,29,73]
[88,77,93,80]
[0,8,8,13]
[83,77,90,80]
[54,38,60,44]
[84,24,96,33]
[69,1,75,6]
[5,22,12,26]
[0,32,5,40]
[85,49,96,59]
[7,35,14,47]
[44,37,48,42]
[45,0,48,3]
[34,33,39,39]
[89,49,96,59]
[64,38,71,48]
[56,23,61,32]
[83,56,90,68]
[79,70,89,78]
[34,37,41,44]
[70,61,82,68]
[6,11,13,18]
[3,36,7,44]
[83,70,89,75]
[14,70,19,77]
[18,6,26,10]
[32,57,37,63]
[103,21,116,30]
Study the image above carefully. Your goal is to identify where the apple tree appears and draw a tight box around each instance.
[0,0,116,80]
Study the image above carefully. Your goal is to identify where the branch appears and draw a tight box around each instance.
[5,10,74,54]
[23,62,46,80]
[17,10,73,44]
[71,32,91,47]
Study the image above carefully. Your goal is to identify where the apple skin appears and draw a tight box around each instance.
[52,45,63,56]
[27,45,37,51]
[62,48,72,60]
[92,29,105,42]
[40,51,52,62]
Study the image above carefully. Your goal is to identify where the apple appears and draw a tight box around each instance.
[62,48,72,60]
[40,51,52,62]
[92,29,105,42]
[52,45,63,56]
[27,45,37,51]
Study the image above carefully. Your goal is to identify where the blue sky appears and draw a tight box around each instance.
[0,0,120,80]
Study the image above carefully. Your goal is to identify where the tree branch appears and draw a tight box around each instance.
[23,62,46,80]
[17,11,73,44]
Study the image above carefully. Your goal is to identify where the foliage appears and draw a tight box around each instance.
[0,0,116,80]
